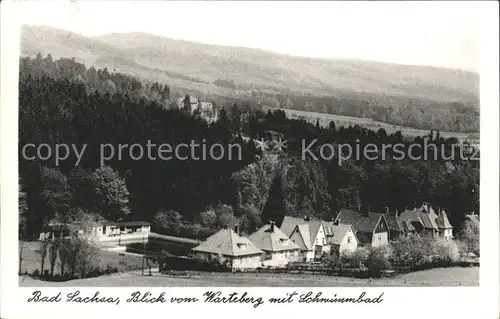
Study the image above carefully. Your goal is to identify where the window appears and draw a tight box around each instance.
[347,237,351,243]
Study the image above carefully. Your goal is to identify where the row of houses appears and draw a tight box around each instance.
[191,203,460,271]
[386,203,454,240]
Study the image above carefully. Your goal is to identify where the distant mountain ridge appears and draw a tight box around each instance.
[20,25,480,132]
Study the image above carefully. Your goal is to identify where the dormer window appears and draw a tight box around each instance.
[237,243,247,249]
[279,238,288,244]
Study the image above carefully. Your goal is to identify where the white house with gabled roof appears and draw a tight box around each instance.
[192,226,263,270]
[248,221,300,267]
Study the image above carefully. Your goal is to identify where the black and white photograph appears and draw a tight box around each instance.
[10,0,486,289]
[2,4,499,313]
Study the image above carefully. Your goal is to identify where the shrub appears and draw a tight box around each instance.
[153,210,183,236]
[323,253,340,269]
[365,246,393,274]
[198,209,217,228]
[392,235,434,267]
[434,239,460,263]
[460,220,479,256]
[391,235,462,268]
[340,247,369,269]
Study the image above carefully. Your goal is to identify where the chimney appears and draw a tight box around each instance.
[269,220,275,232]
[356,205,362,212]
[304,216,310,222]
[362,205,370,217]
[385,207,389,214]
[422,202,429,212]
[395,209,399,217]
[333,217,340,225]
[233,224,240,235]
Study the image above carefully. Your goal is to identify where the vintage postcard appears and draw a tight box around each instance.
[1,1,499,318]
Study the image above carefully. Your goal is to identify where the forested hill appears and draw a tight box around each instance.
[20,25,479,132]
[19,56,479,242]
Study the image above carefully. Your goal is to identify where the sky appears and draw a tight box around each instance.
[14,1,483,72]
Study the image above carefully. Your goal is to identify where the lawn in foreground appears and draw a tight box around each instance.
[19,267,479,287]
[19,241,144,275]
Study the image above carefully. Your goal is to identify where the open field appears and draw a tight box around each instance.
[19,266,478,287]
[19,241,144,275]
[268,107,475,140]
[20,241,479,287]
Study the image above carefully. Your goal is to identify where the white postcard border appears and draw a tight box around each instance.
[1,1,499,319]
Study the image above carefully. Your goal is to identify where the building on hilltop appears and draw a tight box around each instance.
[175,95,217,122]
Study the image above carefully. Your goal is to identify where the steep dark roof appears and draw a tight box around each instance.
[307,220,323,247]
[420,213,438,229]
[398,205,452,230]
[385,213,402,232]
[436,210,453,229]
[280,216,307,237]
[290,224,312,251]
[399,219,415,232]
[322,221,335,237]
[334,209,385,234]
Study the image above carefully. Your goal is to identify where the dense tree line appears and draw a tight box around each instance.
[20,54,170,104]
[249,91,479,133]
[19,56,479,241]
[210,72,479,133]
